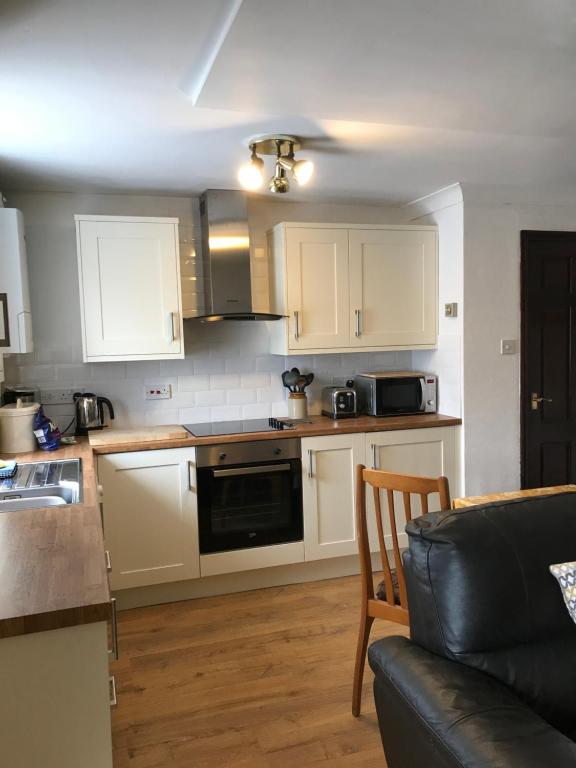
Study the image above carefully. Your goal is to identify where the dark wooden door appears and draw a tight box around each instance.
[522,231,576,488]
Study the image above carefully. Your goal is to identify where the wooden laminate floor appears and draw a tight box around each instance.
[111,575,409,768]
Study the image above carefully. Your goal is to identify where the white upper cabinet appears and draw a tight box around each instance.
[0,208,34,354]
[285,227,350,350]
[268,223,437,355]
[75,215,184,362]
[348,228,437,348]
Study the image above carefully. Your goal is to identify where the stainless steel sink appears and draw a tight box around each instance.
[0,459,82,513]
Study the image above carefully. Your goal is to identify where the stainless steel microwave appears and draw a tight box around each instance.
[355,371,438,416]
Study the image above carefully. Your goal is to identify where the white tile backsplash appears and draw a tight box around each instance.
[3,321,413,431]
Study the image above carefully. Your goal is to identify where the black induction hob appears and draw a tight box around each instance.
[182,417,306,437]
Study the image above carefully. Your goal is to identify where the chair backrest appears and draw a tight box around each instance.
[356,465,451,612]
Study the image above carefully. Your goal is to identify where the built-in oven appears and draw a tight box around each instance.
[196,438,303,554]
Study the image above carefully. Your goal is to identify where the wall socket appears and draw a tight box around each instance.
[40,388,79,405]
[145,384,172,400]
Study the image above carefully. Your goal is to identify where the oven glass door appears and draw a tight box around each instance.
[377,377,423,414]
[198,459,303,554]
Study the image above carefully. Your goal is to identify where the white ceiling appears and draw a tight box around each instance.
[1,0,576,203]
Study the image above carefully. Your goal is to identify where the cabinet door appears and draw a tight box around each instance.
[99,448,199,589]
[286,227,350,349]
[302,433,365,560]
[365,427,457,551]
[349,228,437,347]
[76,217,184,361]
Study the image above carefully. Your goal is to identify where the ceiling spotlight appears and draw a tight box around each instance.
[278,146,315,186]
[239,134,314,194]
[292,158,314,185]
[237,144,264,190]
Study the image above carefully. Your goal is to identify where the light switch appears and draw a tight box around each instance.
[445,303,458,318]
[501,339,517,355]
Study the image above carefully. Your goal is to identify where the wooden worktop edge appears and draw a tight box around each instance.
[92,414,462,454]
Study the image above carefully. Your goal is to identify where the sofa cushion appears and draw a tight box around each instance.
[550,561,576,624]
[405,493,576,738]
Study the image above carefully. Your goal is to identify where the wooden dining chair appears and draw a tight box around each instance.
[352,464,451,717]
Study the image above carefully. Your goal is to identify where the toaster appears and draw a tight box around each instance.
[321,386,357,419]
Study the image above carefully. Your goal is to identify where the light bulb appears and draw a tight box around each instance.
[293,159,314,186]
[238,161,263,191]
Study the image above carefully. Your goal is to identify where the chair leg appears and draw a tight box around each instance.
[352,610,375,717]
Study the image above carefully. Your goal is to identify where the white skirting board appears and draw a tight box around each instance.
[113,551,383,611]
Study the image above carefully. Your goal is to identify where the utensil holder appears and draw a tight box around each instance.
[288,392,308,419]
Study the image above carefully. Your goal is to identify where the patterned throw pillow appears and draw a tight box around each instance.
[550,561,576,624]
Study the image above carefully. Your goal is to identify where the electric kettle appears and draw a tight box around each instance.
[73,393,115,436]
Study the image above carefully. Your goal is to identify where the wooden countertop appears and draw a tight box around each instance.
[453,484,576,509]
[92,413,462,454]
[0,440,110,639]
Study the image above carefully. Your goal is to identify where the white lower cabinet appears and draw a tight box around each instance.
[302,433,366,561]
[0,622,113,768]
[365,427,458,550]
[98,448,200,590]
[98,427,459,590]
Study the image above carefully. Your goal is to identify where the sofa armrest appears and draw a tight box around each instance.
[368,636,576,768]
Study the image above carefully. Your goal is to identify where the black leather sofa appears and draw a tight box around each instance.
[368,492,576,767]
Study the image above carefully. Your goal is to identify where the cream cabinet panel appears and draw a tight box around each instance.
[99,448,199,589]
[302,433,365,561]
[75,215,184,362]
[285,227,350,350]
[0,622,113,768]
[365,427,457,551]
[349,228,437,347]
[268,223,437,355]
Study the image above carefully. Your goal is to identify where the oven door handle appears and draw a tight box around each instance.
[212,464,292,478]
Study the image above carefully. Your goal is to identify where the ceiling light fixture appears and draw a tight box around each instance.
[238,134,314,194]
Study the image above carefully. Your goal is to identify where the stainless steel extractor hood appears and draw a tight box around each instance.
[187,189,282,322]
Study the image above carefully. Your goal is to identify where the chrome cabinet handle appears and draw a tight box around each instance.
[371,444,378,469]
[308,449,314,478]
[354,309,361,337]
[188,460,196,491]
[167,311,177,342]
[105,550,112,573]
[109,597,119,661]
[109,675,117,708]
[294,310,300,340]
[531,392,553,411]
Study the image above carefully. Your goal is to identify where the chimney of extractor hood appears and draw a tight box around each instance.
[187,189,283,322]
